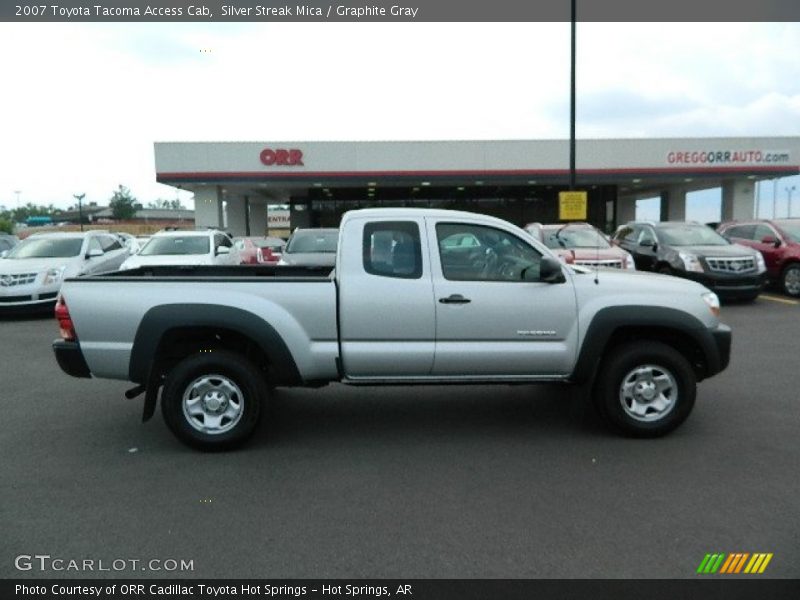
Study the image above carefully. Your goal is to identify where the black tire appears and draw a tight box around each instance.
[161,350,266,451]
[593,341,696,438]
[781,263,800,298]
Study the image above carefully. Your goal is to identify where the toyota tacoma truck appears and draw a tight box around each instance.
[53,209,731,450]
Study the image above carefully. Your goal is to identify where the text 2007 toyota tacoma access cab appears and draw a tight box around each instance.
[53,209,731,450]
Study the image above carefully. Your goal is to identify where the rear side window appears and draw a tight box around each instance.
[362,221,422,279]
[725,224,755,240]
[99,235,122,252]
[615,226,636,243]
[752,224,775,242]
[638,227,656,245]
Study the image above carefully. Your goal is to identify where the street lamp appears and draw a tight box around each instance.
[787,185,797,218]
[73,193,85,232]
[13,190,21,209]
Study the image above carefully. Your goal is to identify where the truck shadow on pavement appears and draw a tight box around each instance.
[255,383,605,448]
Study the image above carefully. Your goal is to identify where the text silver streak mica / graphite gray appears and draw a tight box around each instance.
[53,209,731,449]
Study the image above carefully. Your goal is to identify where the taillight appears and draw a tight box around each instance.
[55,294,77,341]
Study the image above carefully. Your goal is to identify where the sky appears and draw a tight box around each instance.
[0,22,799,220]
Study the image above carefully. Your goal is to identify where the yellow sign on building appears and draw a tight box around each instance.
[558,191,588,220]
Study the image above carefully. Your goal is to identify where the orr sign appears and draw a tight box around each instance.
[260,148,304,167]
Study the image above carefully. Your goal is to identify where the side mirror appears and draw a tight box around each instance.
[86,248,103,259]
[539,256,566,284]
[761,235,780,247]
[216,246,231,256]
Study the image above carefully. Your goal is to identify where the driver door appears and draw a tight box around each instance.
[427,219,578,377]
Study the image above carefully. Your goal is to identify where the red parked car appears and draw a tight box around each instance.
[525,222,636,270]
[232,236,286,265]
[717,219,800,297]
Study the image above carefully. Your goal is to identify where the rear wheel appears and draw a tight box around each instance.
[593,342,696,437]
[781,263,800,297]
[161,351,266,450]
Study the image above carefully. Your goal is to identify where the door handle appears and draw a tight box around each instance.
[439,294,471,304]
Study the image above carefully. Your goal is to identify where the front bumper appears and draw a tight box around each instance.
[53,340,92,378]
[682,271,767,299]
[0,282,60,308]
[709,324,732,376]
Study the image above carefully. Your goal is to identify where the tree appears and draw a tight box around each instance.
[0,217,13,234]
[109,185,137,220]
[147,198,185,210]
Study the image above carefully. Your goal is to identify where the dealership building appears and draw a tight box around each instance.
[153,136,800,236]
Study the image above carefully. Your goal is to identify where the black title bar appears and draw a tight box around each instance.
[3,0,800,22]
[4,579,800,600]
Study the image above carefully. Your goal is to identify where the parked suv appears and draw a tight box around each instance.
[717,219,800,297]
[526,222,635,270]
[0,230,129,311]
[612,221,767,301]
[278,228,338,267]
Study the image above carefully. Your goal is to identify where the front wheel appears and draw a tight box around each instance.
[161,351,266,450]
[593,342,696,437]
[781,263,800,297]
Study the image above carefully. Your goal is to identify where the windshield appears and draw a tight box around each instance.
[657,225,730,246]
[139,236,210,256]
[542,227,610,249]
[6,238,83,258]
[776,221,800,243]
[285,230,338,254]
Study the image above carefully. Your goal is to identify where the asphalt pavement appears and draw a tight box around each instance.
[2,297,799,579]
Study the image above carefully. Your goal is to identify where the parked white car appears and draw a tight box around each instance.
[0,231,130,310]
[119,230,235,270]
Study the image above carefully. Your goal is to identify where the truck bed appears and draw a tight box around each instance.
[60,265,340,382]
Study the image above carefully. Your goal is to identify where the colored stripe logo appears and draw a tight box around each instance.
[697,553,773,574]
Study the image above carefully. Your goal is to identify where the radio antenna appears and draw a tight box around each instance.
[594,225,600,285]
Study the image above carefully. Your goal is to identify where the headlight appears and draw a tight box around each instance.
[754,251,766,274]
[43,266,66,285]
[702,292,720,317]
[623,253,636,270]
[679,252,704,273]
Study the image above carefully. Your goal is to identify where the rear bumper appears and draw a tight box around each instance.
[53,340,92,378]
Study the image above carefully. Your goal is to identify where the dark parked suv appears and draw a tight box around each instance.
[612,221,767,301]
[717,219,800,297]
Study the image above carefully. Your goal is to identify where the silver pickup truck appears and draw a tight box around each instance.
[53,208,731,450]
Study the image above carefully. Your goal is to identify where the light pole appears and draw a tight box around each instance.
[787,185,797,218]
[73,193,85,232]
[13,190,21,212]
[569,0,576,191]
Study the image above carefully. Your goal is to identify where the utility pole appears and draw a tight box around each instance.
[569,0,576,191]
[787,185,797,218]
[73,193,85,232]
